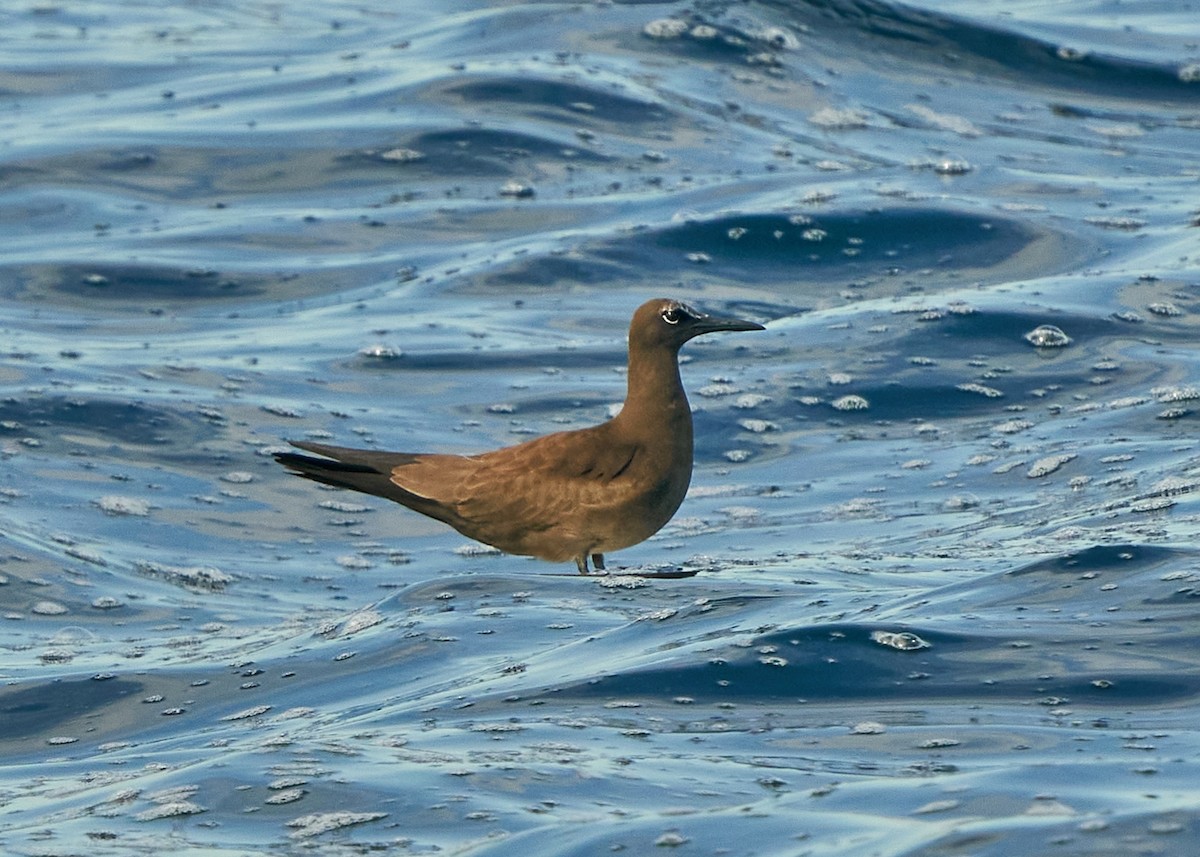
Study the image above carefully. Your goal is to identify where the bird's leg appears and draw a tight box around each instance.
[574,553,605,574]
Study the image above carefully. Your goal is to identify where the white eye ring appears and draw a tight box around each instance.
[661,306,682,324]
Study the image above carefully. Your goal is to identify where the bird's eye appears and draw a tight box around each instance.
[661,306,682,325]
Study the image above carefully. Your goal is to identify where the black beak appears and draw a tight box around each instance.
[692,312,766,335]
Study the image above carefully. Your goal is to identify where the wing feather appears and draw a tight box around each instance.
[387,424,646,558]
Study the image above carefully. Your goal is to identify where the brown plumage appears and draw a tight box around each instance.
[274,298,764,573]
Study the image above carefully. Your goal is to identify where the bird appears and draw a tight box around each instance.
[274,298,765,574]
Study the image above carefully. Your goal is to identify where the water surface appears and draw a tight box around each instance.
[2,1,1199,854]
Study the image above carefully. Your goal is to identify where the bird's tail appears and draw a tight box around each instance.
[274,441,419,500]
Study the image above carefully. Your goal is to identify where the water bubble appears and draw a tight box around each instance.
[221,705,272,721]
[1147,302,1182,317]
[378,147,424,163]
[737,419,777,433]
[803,188,837,204]
[831,394,869,411]
[733,393,772,409]
[1027,454,1076,478]
[95,495,151,516]
[318,500,372,513]
[933,159,973,175]
[918,737,961,749]
[758,26,799,50]
[1085,216,1145,231]
[696,382,738,398]
[1024,324,1072,348]
[1155,385,1200,402]
[32,601,68,615]
[454,543,501,557]
[262,404,303,418]
[270,777,311,790]
[359,344,403,359]
[499,180,534,198]
[643,18,688,40]
[994,418,1033,434]
[654,831,689,847]
[287,811,388,839]
[135,801,207,822]
[852,721,887,734]
[1132,497,1174,513]
[266,789,306,805]
[871,630,931,651]
[746,51,781,67]
[137,561,232,591]
[808,107,870,130]
[957,382,1003,398]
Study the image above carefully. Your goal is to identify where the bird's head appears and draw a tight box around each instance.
[630,298,764,352]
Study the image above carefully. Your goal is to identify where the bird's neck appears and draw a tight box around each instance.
[616,343,692,442]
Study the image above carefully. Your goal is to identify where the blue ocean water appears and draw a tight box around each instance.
[2,0,1199,854]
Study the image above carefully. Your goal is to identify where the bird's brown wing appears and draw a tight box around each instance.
[389,425,644,559]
